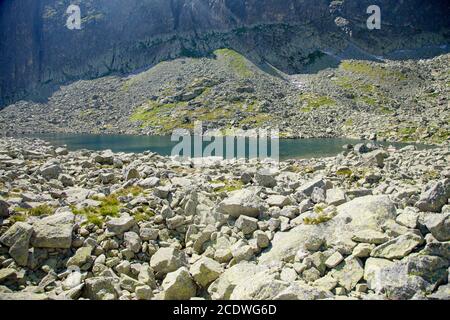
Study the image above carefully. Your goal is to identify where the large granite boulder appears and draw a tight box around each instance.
[0,222,33,266]
[217,189,265,218]
[31,212,74,249]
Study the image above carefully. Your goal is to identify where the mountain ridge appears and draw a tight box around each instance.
[0,0,449,106]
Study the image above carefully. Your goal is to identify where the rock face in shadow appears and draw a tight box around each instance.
[0,0,449,106]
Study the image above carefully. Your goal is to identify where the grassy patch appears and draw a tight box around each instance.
[303,214,332,225]
[336,168,352,176]
[423,170,440,181]
[78,109,95,118]
[239,113,272,127]
[398,126,418,141]
[115,186,144,197]
[9,213,27,223]
[344,119,354,126]
[399,127,417,136]
[98,195,120,217]
[359,96,377,106]
[72,195,121,226]
[131,204,156,223]
[130,99,239,134]
[214,49,254,78]
[28,204,54,217]
[85,213,104,227]
[133,211,155,223]
[333,74,395,111]
[335,76,377,94]
[431,128,450,144]
[130,100,189,133]
[334,76,353,89]
[195,106,234,122]
[212,179,244,193]
[287,165,315,174]
[379,106,394,114]
[341,60,407,81]
[299,93,335,112]
[7,205,53,223]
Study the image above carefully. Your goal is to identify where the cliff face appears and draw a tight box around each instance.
[0,0,449,106]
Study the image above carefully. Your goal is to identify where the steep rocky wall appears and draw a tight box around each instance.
[0,0,448,107]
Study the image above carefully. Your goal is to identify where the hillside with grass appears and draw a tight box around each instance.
[0,48,450,144]
[0,49,448,144]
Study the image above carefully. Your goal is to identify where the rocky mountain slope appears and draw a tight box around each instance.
[0,137,449,300]
[0,50,449,144]
[1,0,449,106]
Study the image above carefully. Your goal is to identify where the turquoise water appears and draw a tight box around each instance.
[26,134,429,161]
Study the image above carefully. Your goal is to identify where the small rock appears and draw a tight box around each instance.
[0,199,10,217]
[66,246,93,268]
[162,267,197,300]
[138,177,160,188]
[297,178,325,196]
[39,161,62,180]
[150,247,186,277]
[280,268,297,282]
[311,187,326,204]
[63,270,82,290]
[371,233,424,260]
[124,167,140,180]
[331,257,364,291]
[231,245,254,264]
[0,268,16,284]
[396,212,419,229]
[422,214,450,242]
[415,179,450,213]
[255,169,277,188]
[55,147,68,155]
[217,189,264,218]
[266,195,290,208]
[120,274,142,292]
[326,188,347,206]
[352,243,375,258]
[140,227,159,241]
[83,277,118,300]
[313,275,338,292]
[124,231,142,253]
[355,283,368,293]
[94,150,114,165]
[190,257,223,288]
[235,215,258,235]
[135,285,154,300]
[59,174,74,187]
[105,215,136,235]
[0,222,33,266]
[254,230,270,248]
[352,229,390,244]
[325,252,344,269]
[154,185,171,199]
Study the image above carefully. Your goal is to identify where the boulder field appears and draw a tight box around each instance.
[0,137,448,300]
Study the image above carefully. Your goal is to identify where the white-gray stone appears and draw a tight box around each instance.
[31,212,74,249]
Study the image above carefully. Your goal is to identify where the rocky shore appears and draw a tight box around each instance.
[0,52,448,145]
[0,137,449,300]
